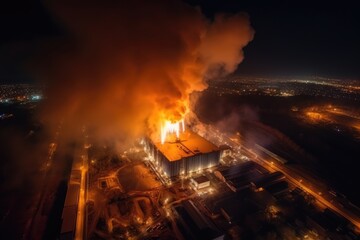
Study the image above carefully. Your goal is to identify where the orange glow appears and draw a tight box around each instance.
[37,0,254,143]
[306,111,324,121]
[160,119,185,144]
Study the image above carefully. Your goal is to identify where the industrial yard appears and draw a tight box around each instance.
[55,125,360,240]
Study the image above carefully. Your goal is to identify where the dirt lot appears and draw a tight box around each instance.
[117,163,162,192]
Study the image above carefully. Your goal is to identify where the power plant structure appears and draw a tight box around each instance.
[145,129,221,177]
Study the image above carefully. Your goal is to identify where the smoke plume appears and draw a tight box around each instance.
[34,0,254,140]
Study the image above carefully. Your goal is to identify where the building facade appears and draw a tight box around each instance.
[146,130,220,177]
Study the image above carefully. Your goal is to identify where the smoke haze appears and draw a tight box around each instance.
[34,0,254,140]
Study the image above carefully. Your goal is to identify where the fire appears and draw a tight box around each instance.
[161,119,185,144]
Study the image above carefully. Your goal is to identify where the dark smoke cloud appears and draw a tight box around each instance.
[33,0,254,141]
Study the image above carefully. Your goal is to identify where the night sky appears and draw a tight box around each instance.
[1,0,360,83]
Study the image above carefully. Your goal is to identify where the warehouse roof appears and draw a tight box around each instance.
[152,130,220,161]
[61,205,77,235]
[64,184,80,207]
[192,175,210,184]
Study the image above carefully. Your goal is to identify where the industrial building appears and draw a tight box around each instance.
[172,200,224,240]
[214,161,270,192]
[191,175,210,190]
[60,146,86,240]
[146,130,221,177]
[204,190,275,226]
[60,183,80,240]
[214,161,265,182]
[252,171,285,189]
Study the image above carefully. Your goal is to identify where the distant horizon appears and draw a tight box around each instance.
[1,73,360,86]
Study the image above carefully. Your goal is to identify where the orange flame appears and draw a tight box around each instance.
[160,119,185,144]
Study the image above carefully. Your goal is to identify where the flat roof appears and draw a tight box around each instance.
[174,200,222,239]
[64,184,80,207]
[61,205,77,234]
[217,161,256,179]
[152,130,220,162]
[192,175,209,184]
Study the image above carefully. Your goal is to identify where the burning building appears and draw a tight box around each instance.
[146,129,220,177]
